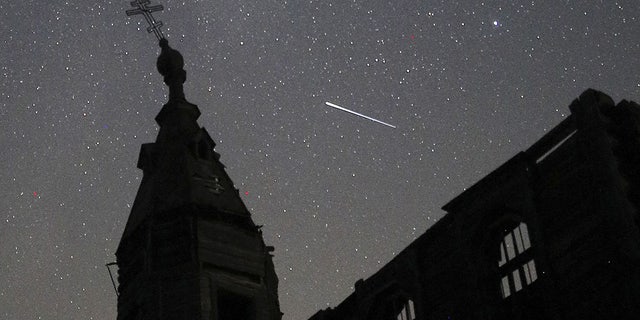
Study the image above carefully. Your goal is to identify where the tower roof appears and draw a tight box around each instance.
[118,40,254,245]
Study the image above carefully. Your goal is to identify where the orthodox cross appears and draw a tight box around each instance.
[126,0,165,40]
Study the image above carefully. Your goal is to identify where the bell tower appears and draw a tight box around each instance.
[115,2,282,319]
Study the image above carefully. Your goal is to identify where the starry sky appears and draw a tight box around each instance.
[1,0,639,319]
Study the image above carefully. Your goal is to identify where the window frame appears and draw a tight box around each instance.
[497,222,537,299]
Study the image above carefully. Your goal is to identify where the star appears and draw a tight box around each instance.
[0,1,638,319]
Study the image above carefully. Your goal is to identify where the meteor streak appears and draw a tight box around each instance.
[325,102,397,129]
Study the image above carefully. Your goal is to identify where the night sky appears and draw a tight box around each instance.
[1,0,638,319]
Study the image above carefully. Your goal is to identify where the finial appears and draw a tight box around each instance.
[126,1,188,102]
[126,0,165,41]
[157,39,187,102]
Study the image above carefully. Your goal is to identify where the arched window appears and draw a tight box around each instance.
[498,222,537,298]
[395,299,416,320]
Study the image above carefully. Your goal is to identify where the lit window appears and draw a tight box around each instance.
[512,270,522,292]
[523,259,537,284]
[498,222,537,299]
[396,299,416,320]
[500,276,510,298]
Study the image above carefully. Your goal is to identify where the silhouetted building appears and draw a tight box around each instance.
[309,89,640,320]
[115,39,281,320]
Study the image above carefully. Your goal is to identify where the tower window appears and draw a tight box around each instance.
[498,222,537,299]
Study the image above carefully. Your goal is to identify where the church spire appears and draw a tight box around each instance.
[116,4,282,319]
[119,0,257,240]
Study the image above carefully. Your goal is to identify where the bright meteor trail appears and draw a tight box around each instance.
[325,102,397,129]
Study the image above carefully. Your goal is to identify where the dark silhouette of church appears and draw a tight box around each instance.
[116,6,640,319]
[114,38,281,320]
[309,89,640,320]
